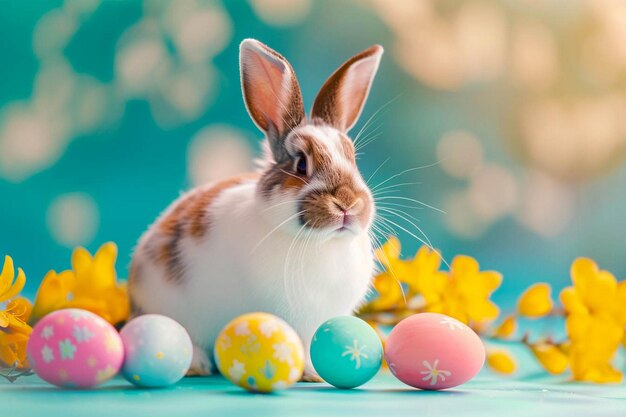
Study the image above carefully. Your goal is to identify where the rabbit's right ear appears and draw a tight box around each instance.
[311,45,383,133]
[240,39,305,160]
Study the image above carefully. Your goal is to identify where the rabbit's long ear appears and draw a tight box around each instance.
[240,39,305,159]
[311,45,383,133]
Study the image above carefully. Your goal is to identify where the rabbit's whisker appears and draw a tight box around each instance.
[284,220,308,308]
[375,201,424,211]
[376,214,449,269]
[261,199,302,213]
[355,130,384,152]
[296,225,316,299]
[365,157,390,185]
[376,203,422,223]
[368,221,408,305]
[374,195,445,214]
[371,181,422,194]
[280,169,309,185]
[251,210,305,254]
[370,217,397,257]
[353,94,401,148]
[370,161,442,193]
[377,207,433,249]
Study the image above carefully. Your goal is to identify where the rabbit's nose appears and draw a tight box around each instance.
[332,197,363,215]
[333,186,359,211]
[345,198,364,215]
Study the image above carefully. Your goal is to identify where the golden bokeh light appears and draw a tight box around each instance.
[249,0,312,26]
[510,21,559,90]
[372,0,506,90]
[437,130,484,179]
[467,164,518,223]
[516,171,575,237]
[442,190,489,239]
[187,125,254,186]
[46,193,100,247]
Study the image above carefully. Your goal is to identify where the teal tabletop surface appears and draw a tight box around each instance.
[2,372,625,417]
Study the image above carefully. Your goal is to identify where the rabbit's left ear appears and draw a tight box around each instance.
[240,39,305,160]
[311,45,383,133]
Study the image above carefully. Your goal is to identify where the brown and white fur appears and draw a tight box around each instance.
[129,39,383,380]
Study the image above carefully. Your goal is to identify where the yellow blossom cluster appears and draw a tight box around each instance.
[1,243,130,374]
[493,258,626,382]
[560,259,626,382]
[31,242,130,325]
[361,237,626,383]
[363,237,502,329]
[0,256,33,369]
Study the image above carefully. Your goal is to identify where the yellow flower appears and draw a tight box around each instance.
[0,256,33,369]
[369,238,408,310]
[374,236,401,269]
[403,246,443,291]
[370,238,446,310]
[369,272,405,311]
[569,347,622,383]
[0,256,32,336]
[0,331,30,369]
[1,257,25,300]
[486,350,516,374]
[559,258,625,383]
[426,255,501,326]
[374,238,437,291]
[517,283,553,318]
[566,312,623,383]
[529,342,569,375]
[367,239,502,329]
[493,315,516,338]
[407,246,448,305]
[29,270,75,322]
[31,242,130,326]
[561,258,619,317]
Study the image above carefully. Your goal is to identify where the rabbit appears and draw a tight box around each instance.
[129,39,384,380]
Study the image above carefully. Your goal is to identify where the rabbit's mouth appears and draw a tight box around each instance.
[297,189,372,236]
[335,212,360,233]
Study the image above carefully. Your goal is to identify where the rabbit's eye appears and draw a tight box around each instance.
[295,155,308,176]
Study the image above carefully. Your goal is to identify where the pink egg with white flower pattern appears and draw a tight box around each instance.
[27,309,124,388]
[384,313,485,390]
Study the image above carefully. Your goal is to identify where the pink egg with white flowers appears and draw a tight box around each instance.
[385,313,485,390]
[27,309,124,388]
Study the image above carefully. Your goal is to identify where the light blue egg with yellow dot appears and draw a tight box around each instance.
[310,316,383,389]
[120,314,193,388]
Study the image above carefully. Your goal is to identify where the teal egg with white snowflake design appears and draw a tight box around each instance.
[310,316,383,389]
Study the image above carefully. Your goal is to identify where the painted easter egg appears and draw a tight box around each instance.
[214,312,304,393]
[385,313,485,390]
[120,314,193,387]
[310,316,383,388]
[26,309,124,388]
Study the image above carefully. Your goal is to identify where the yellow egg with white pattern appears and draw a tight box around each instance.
[214,312,304,393]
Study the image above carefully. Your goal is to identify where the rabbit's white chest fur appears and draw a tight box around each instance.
[131,180,374,369]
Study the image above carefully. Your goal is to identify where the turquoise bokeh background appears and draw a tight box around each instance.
[1,0,625,309]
